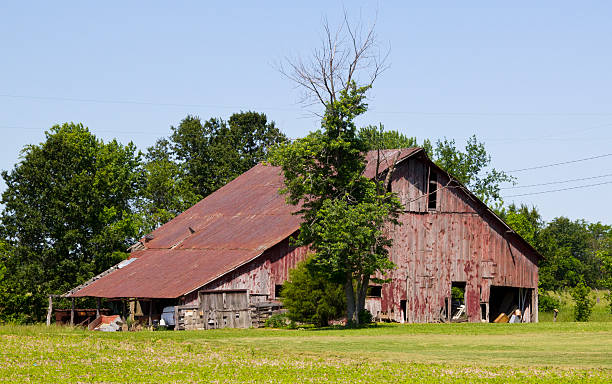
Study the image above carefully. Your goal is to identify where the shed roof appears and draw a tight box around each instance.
[70,148,420,299]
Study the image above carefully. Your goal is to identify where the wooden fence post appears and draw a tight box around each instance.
[70,297,75,326]
[46,296,53,326]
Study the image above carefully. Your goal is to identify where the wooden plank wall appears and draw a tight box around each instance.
[381,156,540,323]
[199,291,250,329]
[198,238,309,300]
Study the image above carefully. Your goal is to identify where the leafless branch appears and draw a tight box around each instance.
[278,12,390,109]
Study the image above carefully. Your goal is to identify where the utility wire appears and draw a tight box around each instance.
[506,153,612,173]
[500,173,612,189]
[4,93,612,116]
[0,94,301,112]
[503,180,612,198]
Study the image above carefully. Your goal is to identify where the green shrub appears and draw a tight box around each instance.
[571,282,594,322]
[538,289,560,312]
[281,257,345,327]
[358,309,373,325]
[265,314,294,328]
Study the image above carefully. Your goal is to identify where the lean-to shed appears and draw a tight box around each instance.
[65,148,541,326]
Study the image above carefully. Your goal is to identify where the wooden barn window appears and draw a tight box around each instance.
[428,169,438,210]
[367,286,382,298]
[274,284,284,298]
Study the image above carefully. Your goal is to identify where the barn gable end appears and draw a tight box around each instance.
[373,154,539,323]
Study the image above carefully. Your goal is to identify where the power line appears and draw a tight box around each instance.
[4,93,612,117]
[486,122,612,144]
[0,94,302,112]
[368,109,612,116]
[506,153,612,173]
[503,180,612,198]
[500,173,612,189]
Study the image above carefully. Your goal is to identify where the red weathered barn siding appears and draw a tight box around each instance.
[183,237,309,305]
[374,155,539,323]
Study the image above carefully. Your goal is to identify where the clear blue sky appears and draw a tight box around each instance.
[1,1,611,223]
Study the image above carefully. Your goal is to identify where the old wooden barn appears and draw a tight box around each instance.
[62,148,541,328]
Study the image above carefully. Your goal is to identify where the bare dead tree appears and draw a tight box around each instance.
[279,12,390,112]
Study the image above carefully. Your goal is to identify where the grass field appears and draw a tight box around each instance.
[1,323,611,383]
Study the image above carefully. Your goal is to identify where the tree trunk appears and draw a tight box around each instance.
[357,275,370,316]
[344,273,357,325]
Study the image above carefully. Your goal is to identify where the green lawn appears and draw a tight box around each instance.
[1,323,611,383]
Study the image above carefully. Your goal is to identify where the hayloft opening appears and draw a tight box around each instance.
[428,170,437,210]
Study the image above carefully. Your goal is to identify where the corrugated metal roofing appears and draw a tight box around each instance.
[70,148,421,298]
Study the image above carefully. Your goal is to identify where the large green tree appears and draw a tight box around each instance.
[169,112,286,198]
[271,85,403,325]
[0,123,143,321]
[537,218,606,290]
[425,136,514,207]
[140,112,287,230]
[358,124,417,150]
[273,15,404,324]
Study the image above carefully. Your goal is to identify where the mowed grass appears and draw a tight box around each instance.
[0,323,611,383]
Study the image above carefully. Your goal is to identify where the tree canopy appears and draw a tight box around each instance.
[0,123,143,321]
[424,136,514,207]
[139,111,287,230]
[497,204,612,291]
[270,85,403,325]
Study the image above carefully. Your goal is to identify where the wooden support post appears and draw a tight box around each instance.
[96,297,101,318]
[46,296,53,326]
[148,300,153,327]
[129,300,135,322]
[70,297,75,326]
[174,305,179,331]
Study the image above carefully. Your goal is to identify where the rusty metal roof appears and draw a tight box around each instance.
[70,148,421,299]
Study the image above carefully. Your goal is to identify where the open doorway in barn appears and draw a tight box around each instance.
[450,282,467,322]
[488,286,533,323]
